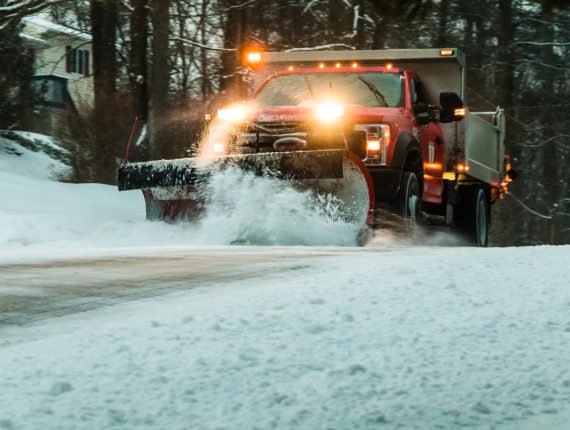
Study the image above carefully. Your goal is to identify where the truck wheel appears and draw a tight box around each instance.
[398,171,421,220]
[457,186,489,247]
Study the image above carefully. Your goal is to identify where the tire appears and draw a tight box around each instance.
[398,171,421,220]
[456,186,489,247]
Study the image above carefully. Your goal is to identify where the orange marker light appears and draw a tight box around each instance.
[424,162,442,170]
[454,108,466,117]
[246,51,262,64]
[335,63,341,68]
[383,126,391,145]
[319,63,325,69]
[456,163,469,172]
[386,63,393,70]
[288,66,294,71]
[440,49,454,56]
[352,62,358,68]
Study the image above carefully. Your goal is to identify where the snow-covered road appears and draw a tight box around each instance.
[2,244,570,430]
[0,246,353,327]
[2,134,570,429]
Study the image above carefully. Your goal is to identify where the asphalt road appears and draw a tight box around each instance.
[0,247,356,328]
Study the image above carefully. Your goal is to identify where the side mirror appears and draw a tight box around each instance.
[414,103,440,125]
[440,92,465,123]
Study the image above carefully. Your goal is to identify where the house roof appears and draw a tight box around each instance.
[23,15,91,42]
[21,33,50,47]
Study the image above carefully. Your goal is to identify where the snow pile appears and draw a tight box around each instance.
[0,131,70,180]
[193,167,361,246]
[1,246,570,429]
[0,132,144,250]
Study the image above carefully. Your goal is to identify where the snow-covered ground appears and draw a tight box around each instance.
[1,134,570,429]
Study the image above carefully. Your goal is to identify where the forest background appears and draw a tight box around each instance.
[0,0,568,245]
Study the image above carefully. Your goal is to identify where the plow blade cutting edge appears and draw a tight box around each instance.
[118,149,375,233]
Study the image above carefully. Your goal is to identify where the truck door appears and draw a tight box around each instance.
[410,77,444,204]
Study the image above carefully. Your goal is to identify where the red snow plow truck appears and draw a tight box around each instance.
[118,48,516,246]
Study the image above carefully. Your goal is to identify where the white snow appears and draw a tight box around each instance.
[23,14,91,41]
[2,246,570,429]
[1,132,570,429]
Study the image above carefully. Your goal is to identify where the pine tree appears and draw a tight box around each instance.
[0,21,34,129]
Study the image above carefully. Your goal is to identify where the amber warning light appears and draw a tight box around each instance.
[245,51,262,65]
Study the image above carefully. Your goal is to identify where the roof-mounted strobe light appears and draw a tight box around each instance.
[245,51,262,64]
[440,49,454,57]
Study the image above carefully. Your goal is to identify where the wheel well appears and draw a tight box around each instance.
[403,150,423,191]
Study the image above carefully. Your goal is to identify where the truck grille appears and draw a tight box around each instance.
[235,122,308,153]
[250,122,304,135]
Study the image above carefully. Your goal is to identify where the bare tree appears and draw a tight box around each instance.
[148,0,170,159]
[0,0,67,30]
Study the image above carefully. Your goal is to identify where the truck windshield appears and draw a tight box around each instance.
[255,72,403,107]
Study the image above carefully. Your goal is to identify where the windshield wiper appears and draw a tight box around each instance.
[357,76,389,107]
[304,76,315,98]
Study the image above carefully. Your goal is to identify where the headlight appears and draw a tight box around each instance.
[315,102,344,122]
[217,107,246,122]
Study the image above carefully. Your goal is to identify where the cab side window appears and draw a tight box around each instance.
[410,78,428,107]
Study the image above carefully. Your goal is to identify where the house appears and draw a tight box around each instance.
[21,14,93,138]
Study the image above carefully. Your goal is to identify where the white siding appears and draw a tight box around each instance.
[23,21,94,115]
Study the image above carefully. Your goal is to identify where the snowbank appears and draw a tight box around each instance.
[0,132,146,251]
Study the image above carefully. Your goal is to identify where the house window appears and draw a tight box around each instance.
[34,77,66,107]
[66,46,90,76]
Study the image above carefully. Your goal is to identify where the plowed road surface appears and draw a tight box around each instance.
[0,247,365,327]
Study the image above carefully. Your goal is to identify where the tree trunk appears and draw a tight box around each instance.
[497,0,515,109]
[540,5,560,243]
[371,20,386,49]
[437,0,449,47]
[149,0,170,160]
[90,0,118,183]
[354,0,366,49]
[219,2,241,96]
[200,0,208,103]
[129,0,148,123]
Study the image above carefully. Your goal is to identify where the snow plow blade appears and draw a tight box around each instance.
[118,149,346,191]
[118,149,375,236]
